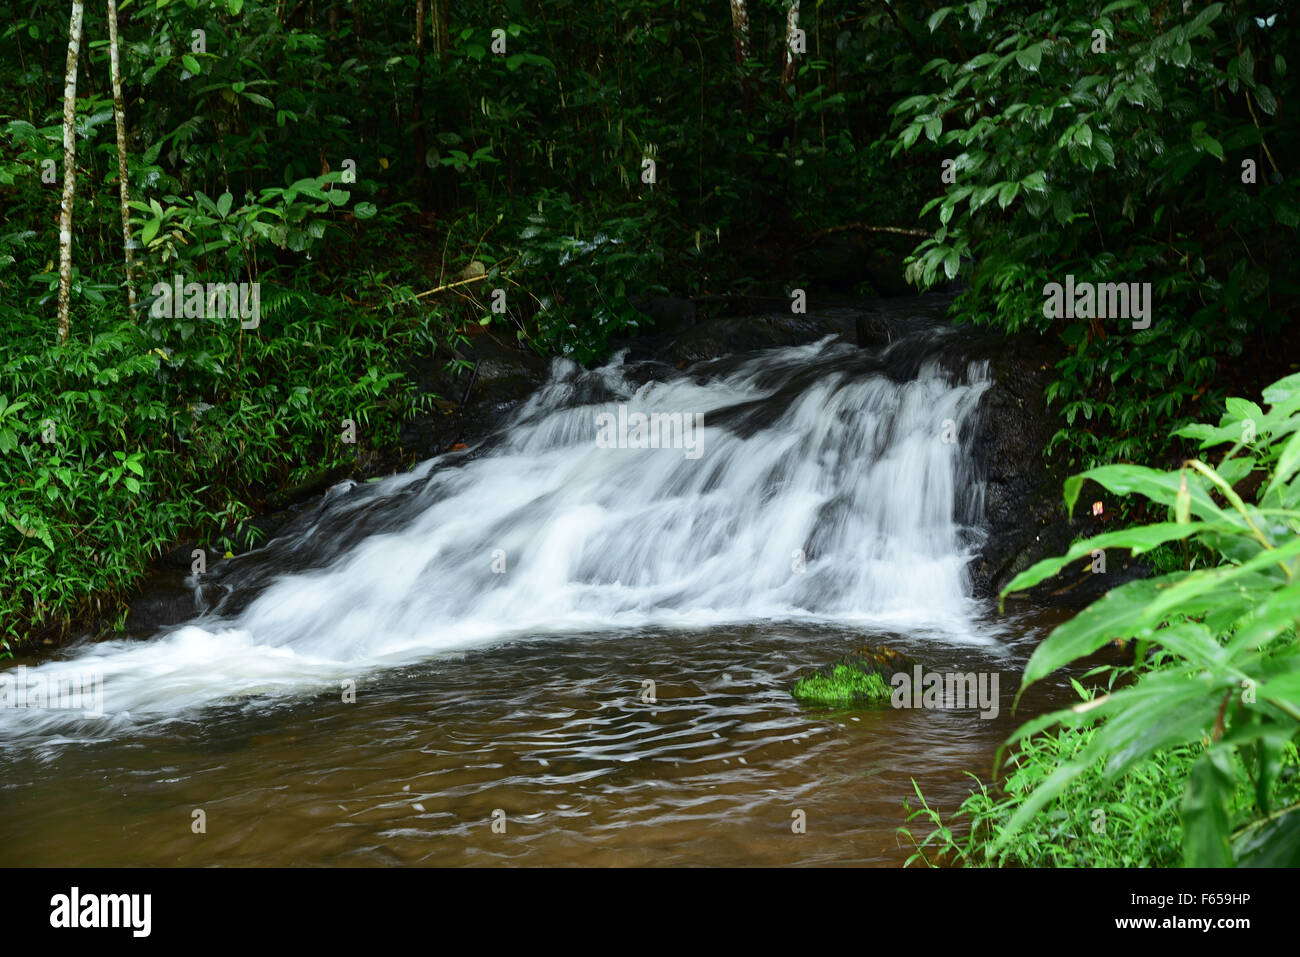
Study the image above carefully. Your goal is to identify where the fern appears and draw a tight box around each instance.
[259,285,311,322]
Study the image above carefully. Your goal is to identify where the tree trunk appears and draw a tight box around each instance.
[57,0,85,344]
[414,0,426,187]
[432,0,449,59]
[782,0,801,88]
[106,0,136,313]
[728,0,751,64]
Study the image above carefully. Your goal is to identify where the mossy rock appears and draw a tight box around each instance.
[789,645,921,707]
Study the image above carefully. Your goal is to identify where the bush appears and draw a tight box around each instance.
[903,370,1300,866]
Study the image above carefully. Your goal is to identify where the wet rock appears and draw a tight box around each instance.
[124,573,224,637]
[790,645,922,706]
[855,314,892,348]
[614,295,861,366]
[398,328,550,462]
[962,331,1152,602]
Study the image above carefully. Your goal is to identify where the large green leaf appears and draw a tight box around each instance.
[1234,808,1300,866]
[1018,576,1176,694]
[1063,464,1237,527]
[1002,522,1211,599]
[1182,747,1236,866]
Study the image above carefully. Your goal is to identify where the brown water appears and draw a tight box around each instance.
[0,608,1085,867]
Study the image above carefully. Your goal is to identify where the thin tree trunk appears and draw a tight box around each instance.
[432,0,448,58]
[106,0,136,312]
[414,0,426,187]
[782,0,800,87]
[57,0,85,343]
[728,0,751,63]
[729,0,755,110]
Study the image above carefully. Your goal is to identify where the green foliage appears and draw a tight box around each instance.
[901,725,1299,867]
[0,286,439,654]
[906,373,1300,866]
[791,663,893,706]
[890,2,1298,469]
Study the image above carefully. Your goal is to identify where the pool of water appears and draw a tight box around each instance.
[0,607,1091,867]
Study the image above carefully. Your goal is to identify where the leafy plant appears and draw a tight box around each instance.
[986,372,1300,865]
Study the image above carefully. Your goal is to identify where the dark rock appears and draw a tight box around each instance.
[961,330,1152,603]
[124,573,224,637]
[855,313,892,348]
[397,328,550,462]
[630,296,698,335]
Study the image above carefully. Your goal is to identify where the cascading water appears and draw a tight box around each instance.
[0,328,996,739]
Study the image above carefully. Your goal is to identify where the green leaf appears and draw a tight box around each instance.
[1020,170,1047,192]
[1234,809,1300,866]
[1017,577,1173,694]
[1191,130,1224,161]
[1255,85,1278,116]
[182,54,201,75]
[1264,431,1300,500]
[1015,42,1043,72]
[1063,464,1233,525]
[1263,372,1300,407]
[996,672,1218,849]
[1002,523,1209,598]
[354,202,378,220]
[926,7,952,32]
[1182,747,1235,867]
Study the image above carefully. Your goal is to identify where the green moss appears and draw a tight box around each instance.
[790,662,893,705]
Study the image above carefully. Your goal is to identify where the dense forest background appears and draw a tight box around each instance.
[0,1,1295,649]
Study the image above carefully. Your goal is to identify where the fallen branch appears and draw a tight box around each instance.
[409,273,492,300]
[803,222,932,241]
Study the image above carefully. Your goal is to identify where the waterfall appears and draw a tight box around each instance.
[0,331,993,735]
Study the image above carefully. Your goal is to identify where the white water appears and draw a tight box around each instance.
[1,335,995,734]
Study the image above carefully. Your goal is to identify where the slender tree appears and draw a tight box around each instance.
[414,0,426,188]
[106,0,136,312]
[57,0,86,343]
[432,0,449,58]
[782,0,801,88]
[728,0,751,64]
